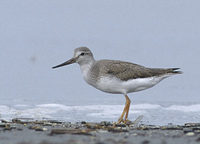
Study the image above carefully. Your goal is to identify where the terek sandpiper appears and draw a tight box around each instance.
[52,47,182,124]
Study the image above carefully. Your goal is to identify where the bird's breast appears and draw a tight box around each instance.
[80,63,96,86]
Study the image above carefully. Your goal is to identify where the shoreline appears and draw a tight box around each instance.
[1,118,200,144]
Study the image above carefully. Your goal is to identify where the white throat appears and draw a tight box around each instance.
[79,61,94,82]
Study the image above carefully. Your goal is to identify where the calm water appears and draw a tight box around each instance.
[1,102,200,125]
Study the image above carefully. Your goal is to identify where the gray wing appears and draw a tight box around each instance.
[94,60,179,81]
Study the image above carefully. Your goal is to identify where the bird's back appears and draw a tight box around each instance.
[89,60,181,82]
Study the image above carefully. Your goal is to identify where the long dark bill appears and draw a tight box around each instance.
[52,57,77,69]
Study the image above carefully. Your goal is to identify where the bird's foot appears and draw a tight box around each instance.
[117,117,124,124]
[115,118,131,125]
[124,119,131,125]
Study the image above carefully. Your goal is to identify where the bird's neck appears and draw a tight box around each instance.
[79,59,95,81]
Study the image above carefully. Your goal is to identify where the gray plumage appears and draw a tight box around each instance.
[90,60,182,81]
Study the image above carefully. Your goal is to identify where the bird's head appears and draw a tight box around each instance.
[52,47,94,69]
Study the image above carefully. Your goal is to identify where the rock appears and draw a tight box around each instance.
[100,121,112,126]
[12,118,22,123]
[107,127,128,133]
[81,121,87,124]
[36,127,48,131]
[185,132,195,136]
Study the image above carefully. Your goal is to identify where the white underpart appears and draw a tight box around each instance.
[78,59,175,95]
[79,62,94,85]
[95,74,173,94]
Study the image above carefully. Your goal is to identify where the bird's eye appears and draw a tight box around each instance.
[80,53,85,56]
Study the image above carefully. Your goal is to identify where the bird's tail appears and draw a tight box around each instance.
[166,68,183,74]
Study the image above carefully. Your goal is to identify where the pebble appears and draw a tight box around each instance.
[160,125,183,130]
[186,132,195,136]
[28,125,47,131]
[99,121,112,126]
[183,128,193,133]
[0,123,7,128]
[185,123,200,127]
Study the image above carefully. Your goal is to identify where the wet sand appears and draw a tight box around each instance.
[1,118,200,144]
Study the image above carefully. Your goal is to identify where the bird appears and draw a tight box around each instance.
[52,47,182,124]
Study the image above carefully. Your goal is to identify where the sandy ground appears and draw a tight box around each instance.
[1,118,200,144]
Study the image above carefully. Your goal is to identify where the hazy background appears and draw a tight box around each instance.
[0,0,199,106]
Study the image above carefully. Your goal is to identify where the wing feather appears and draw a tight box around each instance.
[98,60,171,81]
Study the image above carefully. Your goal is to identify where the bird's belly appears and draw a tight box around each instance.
[95,76,165,94]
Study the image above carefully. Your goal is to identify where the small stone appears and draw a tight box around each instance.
[186,132,195,136]
[0,123,7,128]
[85,123,99,129]
[161,125,182,130]
[48,120,63,124]
[1,120,8,123]
[43,127,48,131]
[28,125,45,131]
[43,122,53,126]
[183,128,193,133]
[35,127,45,131]
[132,133,137,136]
[185,123,200,127]
[12,118,22,123]
[81,121,87,124]
[100,121,112,126]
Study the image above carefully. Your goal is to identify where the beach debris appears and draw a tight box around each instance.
[1,120,200,144]
[137,125,160,130]
[107,127,129,133]
[50,128,92,136]
[12,118,34,124]
[131,115,144,126]
[160,125,183,130]
[28,125,48,131]
[83,121,130,133]
[185,123,200,127]
[46,120,63,124]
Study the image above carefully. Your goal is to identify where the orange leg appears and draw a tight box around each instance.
[117,95,131,124]
[124,95,131,122]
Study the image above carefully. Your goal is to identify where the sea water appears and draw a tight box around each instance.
[1,102,200,125]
